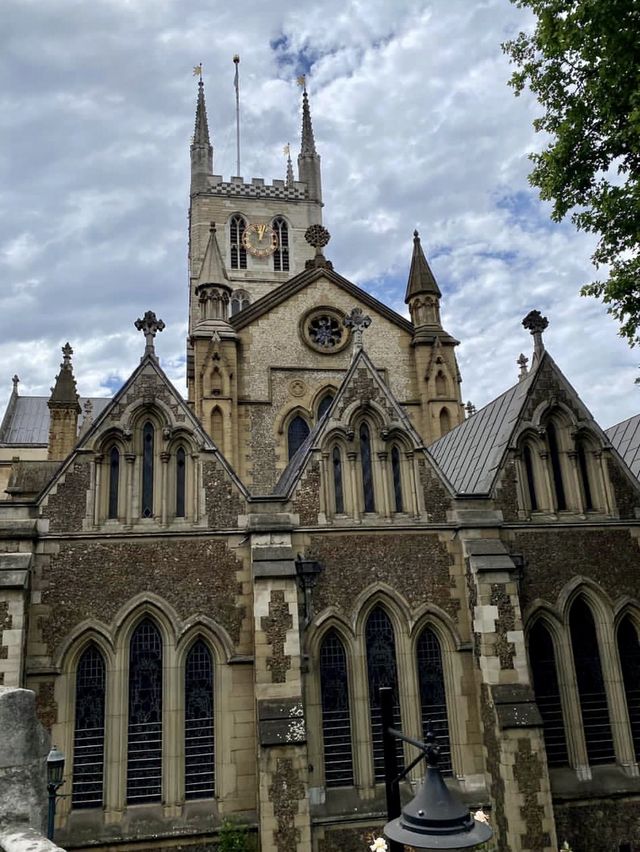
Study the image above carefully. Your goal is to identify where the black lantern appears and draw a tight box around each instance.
[379,687,492,850]
[46,745,65,840]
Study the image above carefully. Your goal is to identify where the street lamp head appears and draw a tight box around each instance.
[47,745,65,787]
[384,760,493,850]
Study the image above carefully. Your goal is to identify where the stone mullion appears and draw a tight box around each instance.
[350,635,374,794]
[567,450,585,513]
[124,453,136,527]
[377,452,391,519]
[160,451,170,526]
[104,651,126,822]
[191,453,200,524]
[395,626,421,783]
[347,452,360,522]
[538,450,555,512]
[93,454,103,527]
[163,639,182,815]
[407,451,420,518]
[555,631,590,779]
[320,452,330,519]
[597,450,616,515]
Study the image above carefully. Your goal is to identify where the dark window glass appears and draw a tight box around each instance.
[320,631,353,786]
[317,392,334,421]
[108,446,119,519]
[288,415,310,461]
[528,621,568,766]
[127,619,163,803]
[547,422,566,510]
[618,617,640,760]
[360,423,375,512]
[185,640,215,799]
[273,217,290,272]
[230,216,247,270]
[176,447,186,518]
[366,607,403,780]
[142,422,154,518]
[523,444,538,511]
[416,628,451,774]
[391,445,403,513]
[577,440,594,511]
[332,446,344,514]
[570,599,614,764]
[73,644,105,808]
[230,290,250,316]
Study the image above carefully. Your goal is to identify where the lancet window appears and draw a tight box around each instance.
[527,621,568,766]
[127,619,163,803]
[332,446,344,514]
[366,607,403,780]
[176,447,186,518]
[547,421,566,510]
[416,628,451,773]
[184,640,215,799]
[288,415,310,461]
[360,423,375,512]
[317,391,335,421]
[523,443,538,511]
[230,289,250,316]
[141,421,154,519]
[230,215,247,269]
[320,630,354,787]
[108,446,120,519]
[273,217,289,272]
[72,644,106,808]
[618,617,640,760]
[391,445,403,513]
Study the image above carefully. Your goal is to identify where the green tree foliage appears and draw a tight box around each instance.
[503,0,640,344]
[217,818,254,852]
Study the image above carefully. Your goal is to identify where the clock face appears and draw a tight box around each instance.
[242,223,278,257]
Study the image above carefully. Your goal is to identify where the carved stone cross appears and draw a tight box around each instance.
[343,306,372,355]
[134,310,166,359]
[517,352,529,381]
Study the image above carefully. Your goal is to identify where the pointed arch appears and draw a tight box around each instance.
[439,407,451,437]
[316,389,336,422]
[272,216,290,272]
[435,370,448,397]
[359,421,375,512]
[527,617,569,766]
[210,407,224,451]
[288,414,310,461]
[415,626,451,773]
[617,614,640,760]
[72,642,106,808]
[365,605,403,780]
[229,214,247,269]
[230,289,250,316]
[319,629,354,786]
[184,638,215,799]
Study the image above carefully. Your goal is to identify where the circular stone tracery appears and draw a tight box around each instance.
[300,307,348,354]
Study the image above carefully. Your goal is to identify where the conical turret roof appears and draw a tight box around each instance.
[197,223,229,286]
[404,230,441,303]
[193,79,211,147]
[49,343,81,410]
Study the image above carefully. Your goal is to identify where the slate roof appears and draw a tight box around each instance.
[606,413,640,479]
[428,371,535,495]
[0,396,110,445]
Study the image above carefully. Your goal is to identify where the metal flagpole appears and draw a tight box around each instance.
[233,54,240,176]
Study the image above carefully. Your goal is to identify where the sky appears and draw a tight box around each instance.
[1,0,637,430]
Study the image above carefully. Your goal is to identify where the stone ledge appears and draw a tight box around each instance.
[0,825,65,852]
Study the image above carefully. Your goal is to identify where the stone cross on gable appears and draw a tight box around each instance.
[135,310,166,360]
[517,352,529,381]
[343,306,372,356]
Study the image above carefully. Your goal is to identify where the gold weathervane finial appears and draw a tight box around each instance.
[283,143,290,157]
[193,63,203,79]
[296,74,306,90]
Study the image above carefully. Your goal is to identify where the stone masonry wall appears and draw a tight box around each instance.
[41,461,91,533]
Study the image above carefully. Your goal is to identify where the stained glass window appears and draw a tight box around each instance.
[618,617,640,760]
[230,215,247,269]
[570,599,614,764]
[185,640,215,799]
[320,631,353,786]
[273,217,289,272]
[141,422,154,519]
[317,392,334,421]
[108,446,119,519]
[176,447,186,518]
[391,446,403,513]
[416,628,452,773]
[288,415,310,461]
[528,621,568,766]
[547,422,566,510]
[127,619,163,803]
[72,644,105,808]
[360,423,375,512]
[332,447,344,514]
[523,444,538,511]
[366,607,403,780]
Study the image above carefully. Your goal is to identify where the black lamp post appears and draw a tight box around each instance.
[379,687,492,850]
[46,745,65,840]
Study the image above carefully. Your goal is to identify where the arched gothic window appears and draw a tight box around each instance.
[141,421,154,519]
[72,644,106,808]
[547,421,567,510]
[108,446,120,520]
[439,408,451,437]
[391,445,403,513]
[569,599,614,764]
[288,415,310,461]
[320,630,354,786]
[127,619,163,803]
[360,423,375,512]
[366,607,403,780]
[577,437,594,511]
[185,640,215,799]
[617,616,640,760]
[230,289,250,316]
[273,217,289,272]
[332,446,344,514]
[176,447,186,518]
[528,621,568,766]
[416,628,451,773]
[317,392,335,422]
[230,215,247,269]
[523,444,538,511]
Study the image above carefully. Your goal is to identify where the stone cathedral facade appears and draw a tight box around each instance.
[1,75,640,852]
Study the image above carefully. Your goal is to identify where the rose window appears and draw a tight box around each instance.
[309,315,342,349]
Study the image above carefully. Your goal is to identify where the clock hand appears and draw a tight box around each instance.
[257,224,266,240]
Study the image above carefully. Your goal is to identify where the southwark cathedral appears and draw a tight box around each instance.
[1,74,640,852]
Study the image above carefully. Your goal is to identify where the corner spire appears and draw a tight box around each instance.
[297,76,322,203]
[405,230,441,303]
[49,343,81,408]
[298,77,317,157]
[285,143,295,187]
[197,222,229,287]
[191,68,213,191]
[47,343,81,461]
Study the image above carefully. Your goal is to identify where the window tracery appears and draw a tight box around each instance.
[127,619,163,803]
[230,289,250,316]
[185,639,215,799]
[272,217,289,272]
[72,644,106,808]
[366,607,403,780]
[416,628,451,773]
[320,630,354,786]
[229,215,247,269]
